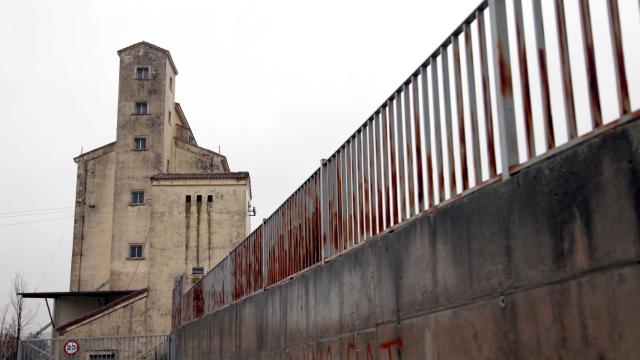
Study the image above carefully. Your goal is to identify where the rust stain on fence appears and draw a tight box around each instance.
[172,0,638,330]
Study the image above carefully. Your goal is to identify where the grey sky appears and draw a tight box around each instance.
[1,0,638,332]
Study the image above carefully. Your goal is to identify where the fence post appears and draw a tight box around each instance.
[320,159,329,260]
[488,0,518,177]
[262,218,268,288]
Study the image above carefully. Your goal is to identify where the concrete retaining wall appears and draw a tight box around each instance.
[175,118,640,359]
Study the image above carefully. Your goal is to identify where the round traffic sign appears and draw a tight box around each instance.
[63,340,80,356]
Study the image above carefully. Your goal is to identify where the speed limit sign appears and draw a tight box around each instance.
[63,340,79,356]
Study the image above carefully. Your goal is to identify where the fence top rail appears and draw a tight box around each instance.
[22,334,170,342]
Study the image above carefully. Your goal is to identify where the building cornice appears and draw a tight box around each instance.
[150,172,249,181]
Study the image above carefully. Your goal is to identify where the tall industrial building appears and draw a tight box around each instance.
[23,41,251,338]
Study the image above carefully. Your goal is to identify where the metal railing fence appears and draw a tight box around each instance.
[17,335,170,360]
[172,0,640,329]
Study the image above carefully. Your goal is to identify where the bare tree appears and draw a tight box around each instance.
[0,273,37,359]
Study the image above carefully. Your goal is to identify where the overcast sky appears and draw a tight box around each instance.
[1,0,638,332]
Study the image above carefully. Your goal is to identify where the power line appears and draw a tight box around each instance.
[0,206,74,216]
[126,226,152,290]
[0,208,73,219]
[34,217,74,291]
[0,216,73,227]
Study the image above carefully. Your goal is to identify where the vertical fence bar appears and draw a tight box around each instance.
[284,198,289,277]
[300,188,305,271]
[350,137,358,246]
[381,106,392,227]
[304,182,309,268]
[281,205,285,280]
[309,174,315,264]
[606,0,631,115]
[356,130,365,241]
[532,0,555,149]
[272,212,277,283]
[374,112,384,232]
[325,161,331,259]
[330,156,338,254]
[362,121,372,239]
[395,91,407,220]
[335,153,341,251]
[309,176,315,264]
[513,0,535,158]
[403,83,416,217]
[345,140,353,248]
[578,0,602,129]
[267,217,272,284]
[420,64,435,207]
[311,177,316,264]
[317,172,322,262]
[453,36,469,190]
[489,0,519,176]
[388,98,400,224]
[289,194,294,275]
[464,23,482,184]
[477,8,498,176]
[303,183,309,269]
[431,57,445,202]
[263,219,268,287]
[368,117,379,235]
[321,160,329,259]
[295,191,300,273]
[338,145,347,251]
[335,152,341,252]
[555,0,578,139]
[441,45,458,195]
[412,75,425,211]
[342,148,349,249]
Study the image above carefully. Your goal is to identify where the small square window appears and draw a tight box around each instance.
[131,191,144,204]
[207,195,213,203]
[136,66,149,80]
[196,195,202,203]
[186,195,192,203]
[135,102,148,115]
[133,137,147,150]
[129,245,143,259]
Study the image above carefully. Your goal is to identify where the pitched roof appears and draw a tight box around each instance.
[151,172,250,181]
[73,141,116,163]
[117,41,178,74]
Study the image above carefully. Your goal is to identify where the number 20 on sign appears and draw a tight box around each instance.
[64,340,79,356]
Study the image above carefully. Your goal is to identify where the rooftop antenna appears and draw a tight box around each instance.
[80,146,83,154]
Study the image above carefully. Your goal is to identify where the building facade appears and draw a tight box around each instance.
[23,41,251,339]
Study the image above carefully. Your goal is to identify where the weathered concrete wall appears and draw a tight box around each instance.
[110,43,173,290]
[70,144,116,291]
[146,177,251,334]
[62,295,148,337]
[174,140,227,174]
[54,296,110,327]
[175,118,640,359]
